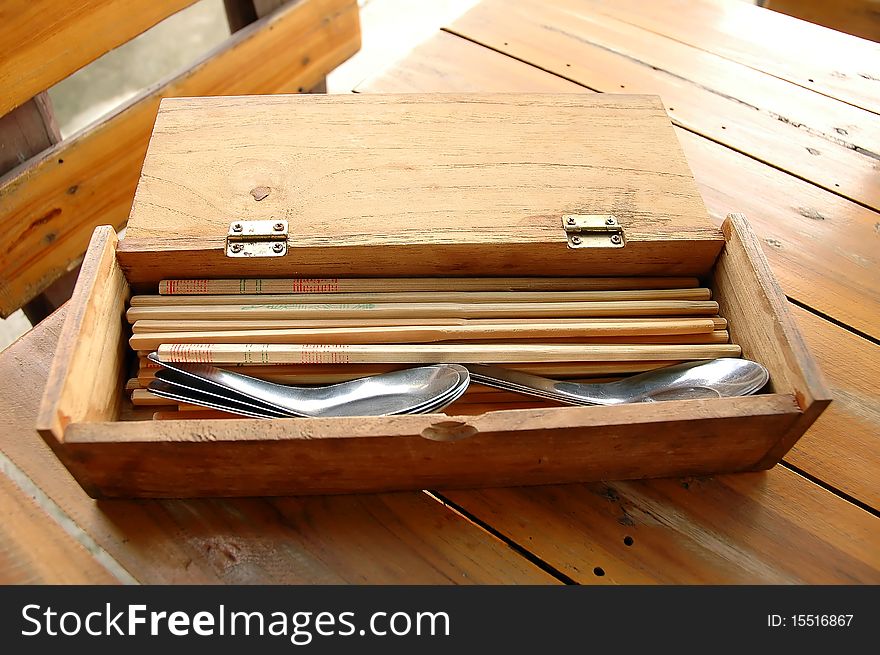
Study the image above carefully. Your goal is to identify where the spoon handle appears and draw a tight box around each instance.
[464,364,608,406]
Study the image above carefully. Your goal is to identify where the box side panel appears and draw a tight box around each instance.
[116,238,724,283]
[35,227,130,444]
[712,213,832,468]
[62,395,800,497]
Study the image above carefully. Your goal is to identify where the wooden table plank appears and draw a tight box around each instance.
[674,130,879,340]
[359,31,880,341]
[579,0,880,115]
[446,0,880,211]
[785,306,880,508]
[0,310,558,584]
[439,468,880,584]
[547,0,880,157]
[0,470,120,584]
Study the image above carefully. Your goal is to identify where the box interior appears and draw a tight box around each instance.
[62,225,803,436]
[32,215,834,498]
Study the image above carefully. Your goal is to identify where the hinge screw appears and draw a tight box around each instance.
[273,222,285,232]
[230,243,244,253]
[610,234,622,244]
[272,242,285,253]
[605,217,616,225]
[566,216,576,225]
[232,223,243,232]
[570,235,582,245]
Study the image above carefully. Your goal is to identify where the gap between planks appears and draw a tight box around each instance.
[422,490,579,584]
[786,296,880,349]
[780,462,880,521]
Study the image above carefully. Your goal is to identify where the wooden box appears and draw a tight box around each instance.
[36,94,830,498]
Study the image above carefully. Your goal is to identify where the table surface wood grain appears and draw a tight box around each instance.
[2,0,878,584]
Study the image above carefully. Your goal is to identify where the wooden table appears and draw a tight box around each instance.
[2,0,878,584]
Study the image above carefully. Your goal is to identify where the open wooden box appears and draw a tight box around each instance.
[36,94,831,498]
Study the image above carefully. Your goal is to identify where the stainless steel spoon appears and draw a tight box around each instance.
[148,366,470,418]
[465,358,769,406]
[146,352,470,417]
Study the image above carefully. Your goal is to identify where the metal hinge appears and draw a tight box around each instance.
[225,220,288,257]
[562,214,625,249]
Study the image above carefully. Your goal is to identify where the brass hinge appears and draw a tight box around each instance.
[225,220,288,257]
[562,215,625,249]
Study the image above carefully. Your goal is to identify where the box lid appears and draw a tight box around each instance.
[118,94,723,284]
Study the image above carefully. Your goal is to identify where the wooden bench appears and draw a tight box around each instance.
[0,0,360,323]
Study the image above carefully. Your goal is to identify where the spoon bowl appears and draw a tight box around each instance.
[465,358,769,406]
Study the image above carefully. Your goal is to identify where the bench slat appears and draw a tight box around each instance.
[0,0,201,115]
[0,0,360,317]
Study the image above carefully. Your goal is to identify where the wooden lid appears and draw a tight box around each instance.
[119,94,723,284]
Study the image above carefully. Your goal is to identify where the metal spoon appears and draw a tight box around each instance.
[148,366,470,418]
[465,358,769,406]
[146,352,470,417]
[147,372,470,419]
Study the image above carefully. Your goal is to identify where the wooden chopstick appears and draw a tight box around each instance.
[127,300,720,322]
[133,330,729,351]
[159,277,702,295]
[133,288,712,306]
[128,319,720,350]
[131,316,728,333]
[156,342,742,365]
[443,331,729,345]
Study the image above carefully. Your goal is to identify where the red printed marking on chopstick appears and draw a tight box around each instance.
[292,278,340,293]
[168,343,209,363]
[299,344,351,365]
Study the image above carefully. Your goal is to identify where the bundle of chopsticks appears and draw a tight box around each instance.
[128,276,739,418]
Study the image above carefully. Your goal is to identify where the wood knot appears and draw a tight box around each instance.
[250,186,271,201]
